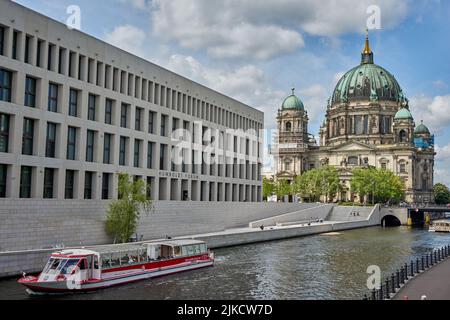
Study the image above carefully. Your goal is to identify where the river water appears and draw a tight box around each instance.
[1,226,450,300]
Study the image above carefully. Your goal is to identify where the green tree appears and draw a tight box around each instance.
[351,167,405,204]
[275,179,292,200]
[293,166,343,202]
[434,183,450,205]
[105,173,153,243]
[262,177,275,200]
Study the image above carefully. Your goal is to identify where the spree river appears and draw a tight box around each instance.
[1,226,450,300]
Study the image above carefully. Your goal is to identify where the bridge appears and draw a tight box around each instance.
[380,205,450,227]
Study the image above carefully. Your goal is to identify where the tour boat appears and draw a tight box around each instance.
[429,220,450,233]
[18,239,214,294]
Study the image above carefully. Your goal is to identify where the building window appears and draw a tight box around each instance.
[22,118,34,155]
[65,170,75,199]
[285,122,292,132]
[20,166,32,198]
[381,162,387,170]
[88,94,96,121]
[67,126,77,160]
[0,69,12,102]
[105,99,113,125]
[48,83,59,112]
[348,156,359,166]
[160,144,167,170]
[147,142,154,169]
[134,139,141,168]
[161,114,168,136]
[0,113,9,153]
[43,168,54,199]
[119,136,127,166]
[121,103,129,128]
[24,76,37,107]
[400,163,407,174]
[102,173,110,200]
[24,36,31,64]
[103,133,112,164]
[84,171,93,200]
[0,26,4,56]
[148,111,155,134]
[0,164,7,198]
[135,107,142,131]
[399,130,407,143]
[46,122,57,158]
[47,43,54,70]
[69,88,79,117]
[86,130,95,162]
[12,31,18,60]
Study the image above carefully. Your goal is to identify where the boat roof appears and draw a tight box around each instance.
[52,240,207,256]
[145,239,206,247]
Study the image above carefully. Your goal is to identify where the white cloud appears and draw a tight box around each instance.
[104,25,146,57]
[410,94,450,132]
[165,54,286,129]
[149,0,408,60]
[435,143,450,186]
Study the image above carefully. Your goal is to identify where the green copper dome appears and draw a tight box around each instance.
[282,89,304,110]
[395,108,413,120]
[332,34,405,105]
[415,122,430,134]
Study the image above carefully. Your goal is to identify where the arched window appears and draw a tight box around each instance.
[399,130,407,143]
[285,122,292,132]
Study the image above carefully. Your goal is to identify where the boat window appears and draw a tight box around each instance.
[43,258,57,273]
[186,245,195,256]
[60,259,80,274]
[174,246,182,256]
[200,244,207,253]
[182,246,188,256]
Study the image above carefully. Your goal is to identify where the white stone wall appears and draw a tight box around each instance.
[0,199,315,252]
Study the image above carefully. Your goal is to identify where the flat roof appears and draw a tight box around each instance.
[146,240,206,247]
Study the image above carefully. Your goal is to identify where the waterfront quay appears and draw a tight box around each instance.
[393,251,450,300]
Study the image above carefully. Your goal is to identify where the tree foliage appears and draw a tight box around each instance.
[105,173,153,243]
[262,177,275,200]
[434,183,450,205]
[293,166,343,202]
[350,167,405,204]
[275,179,292,199]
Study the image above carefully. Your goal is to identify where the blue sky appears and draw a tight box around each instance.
[13,0,450,185]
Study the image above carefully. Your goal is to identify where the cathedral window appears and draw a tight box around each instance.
[399,163,407,173]
[285,122,292,132]
[399,130,407,143]
[348,156,359,166]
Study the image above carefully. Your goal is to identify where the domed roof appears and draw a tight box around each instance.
[415,121,430,134]
[282,88,304,110]
[331,34,405,105]
[395,108,413,120]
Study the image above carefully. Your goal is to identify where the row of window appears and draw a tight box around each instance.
[0,69,261,157]
[0,113,262,179]
[0,164,261,201]
[0,164,112,199]
[329,115,393,137]
[0,25,262,131]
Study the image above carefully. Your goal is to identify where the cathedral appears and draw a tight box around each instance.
[271,34,436,204]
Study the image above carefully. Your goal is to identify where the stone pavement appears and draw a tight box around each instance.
[394,257,450,300]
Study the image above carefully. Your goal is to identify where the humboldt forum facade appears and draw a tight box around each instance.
[272,35,436,204]
[0,1,264,204]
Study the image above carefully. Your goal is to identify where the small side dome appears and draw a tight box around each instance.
[282,88,304,111]
[395,108,413,120]
[415,121,430,134]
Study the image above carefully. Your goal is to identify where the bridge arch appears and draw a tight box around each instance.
[381,215,401,227]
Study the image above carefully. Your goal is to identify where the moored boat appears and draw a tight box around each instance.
[18,239,214,294]
[429,220,450,233]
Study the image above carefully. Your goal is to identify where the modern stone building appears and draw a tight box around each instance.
[0,1,263,203]
[271,34,436,204]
